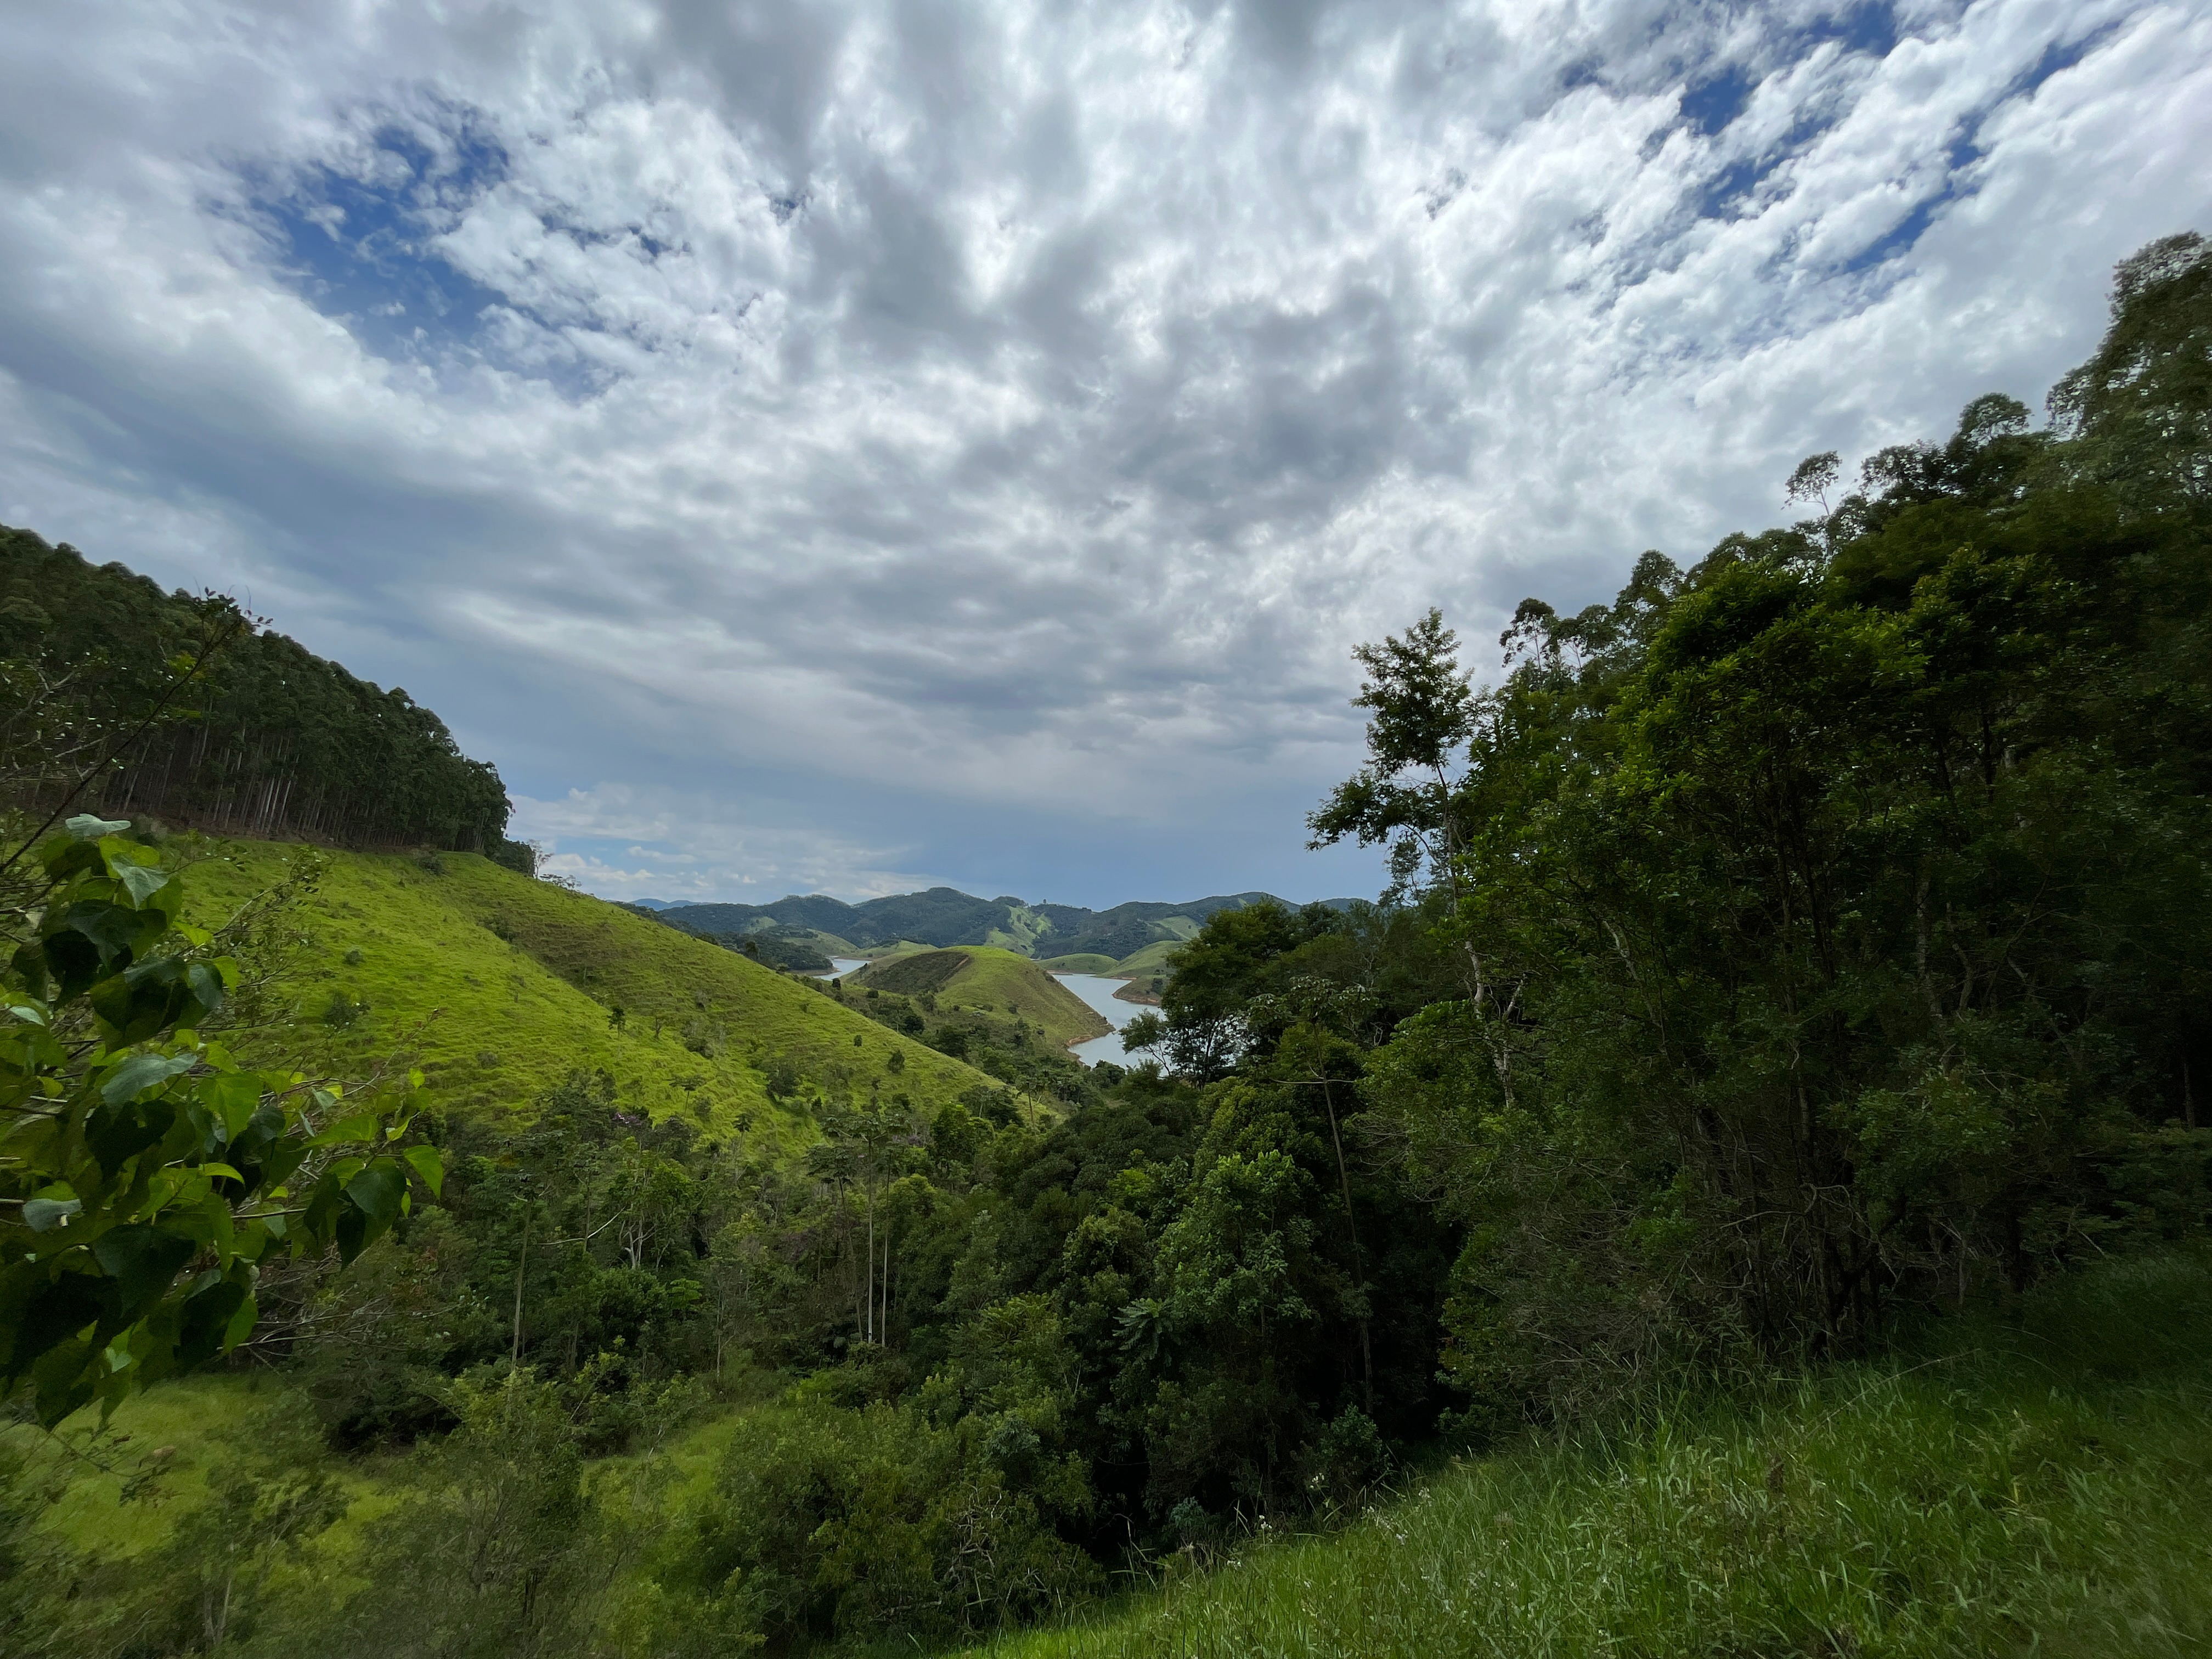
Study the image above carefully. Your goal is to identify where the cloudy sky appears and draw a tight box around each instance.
[2,1,2207,907]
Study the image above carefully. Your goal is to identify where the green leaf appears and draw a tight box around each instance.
[174,1277,247,1369]
[402,1144,445,1197]
[84,1096,178,1176]
[114,862,172,907]
[3,1271,103,1386]
[91,1226,196,1322]
[223,1290,259,1350]
[95,958,223,1046]
[23,1198,81,1233]
[30,1335,99,1427]
[64,815,131,840]
[345,1161,407,1228]
[99,1052,195,1107]
[257,1138,309,1191]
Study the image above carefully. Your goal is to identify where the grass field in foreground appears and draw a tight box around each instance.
[963,1253,2212,1659]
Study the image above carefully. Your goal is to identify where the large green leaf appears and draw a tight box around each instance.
[92,1225,198,1322]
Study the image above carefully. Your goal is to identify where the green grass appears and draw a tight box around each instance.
[18,1258,2211,1655]
[965,1254,2212,1659]
[178,842,1017,1143]
[856,946,1110,1051]
[8,1375,300,1557]
[1037,954,1121,974]
[1109,939,1186,978]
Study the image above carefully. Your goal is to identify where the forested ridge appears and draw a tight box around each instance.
[3,232,2211,1657]
[650,887,1293,961]
[0,529,521,857]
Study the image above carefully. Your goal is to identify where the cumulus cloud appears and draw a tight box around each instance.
[513,783,941,902]
[1,0,2208,902]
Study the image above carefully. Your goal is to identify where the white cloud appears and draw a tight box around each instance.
[2,0,2208,903]
[511,783,941,900]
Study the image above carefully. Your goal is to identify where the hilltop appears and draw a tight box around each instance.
[852,945,1112,1051]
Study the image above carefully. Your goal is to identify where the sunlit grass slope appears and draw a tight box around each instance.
[857,946,1111,1050]
[180,842,1011,1142]
[1108,939,1186,979]
[11,1374,303,1557]
[969,1255,2212,1659]
[6,847,1015,1580]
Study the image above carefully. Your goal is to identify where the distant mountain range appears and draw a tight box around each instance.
[626,886,1346,962]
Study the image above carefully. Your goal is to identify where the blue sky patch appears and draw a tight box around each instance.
[1799,1,1901,61]
[244,111,611,387]
[1680,63,1755,137]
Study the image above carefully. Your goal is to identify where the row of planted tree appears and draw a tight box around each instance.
[0,528,522,858]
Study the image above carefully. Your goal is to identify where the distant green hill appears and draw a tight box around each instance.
[855,945,1111,1050]
[1036,953,1119,974]
[647,887,1342,965]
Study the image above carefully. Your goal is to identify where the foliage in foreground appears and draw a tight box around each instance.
[969,1252,2212,1659]
[1,817,438,1425]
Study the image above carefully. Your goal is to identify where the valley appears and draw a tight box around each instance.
[8,233,2212,1658]
[635,883,1305,988]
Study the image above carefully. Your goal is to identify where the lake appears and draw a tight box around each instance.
[1053,972,1147,1067]
[813,958,1141,1068]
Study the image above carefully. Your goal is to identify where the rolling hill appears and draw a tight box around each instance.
[642,886,1333,965]
[854,945,1113,1051]
[179,842,1024,1144]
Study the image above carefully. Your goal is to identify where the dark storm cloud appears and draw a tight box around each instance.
[0,0,2207,903]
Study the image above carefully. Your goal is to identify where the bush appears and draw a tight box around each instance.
[651,1398,1098,1649]
[489,838,539,877]
[300,1372,622,1659]
[321,990,370,1029]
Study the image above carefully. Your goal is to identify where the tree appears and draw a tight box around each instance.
[1307,608,1476,902]
[1,816,439,1425]
[1338,236,2212,1416]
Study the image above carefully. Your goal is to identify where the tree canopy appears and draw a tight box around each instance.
[1,529,517,855]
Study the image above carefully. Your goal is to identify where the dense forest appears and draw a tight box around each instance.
[0,531,523,859]
[3,231,2210,1657]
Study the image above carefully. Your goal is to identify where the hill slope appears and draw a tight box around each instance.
[969,1255,2212,1659]
[182,843,1018,1142]
[856,945,1111,1050]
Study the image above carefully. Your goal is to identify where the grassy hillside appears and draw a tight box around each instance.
[180,842,1014,1142]
[969,1254,2212,1659]
[1108,938,1187,978]
[22,1255,2207,1657]
[1,844,1029,1581]
[856,945,1111,1050]
[1037,953,1120,974]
